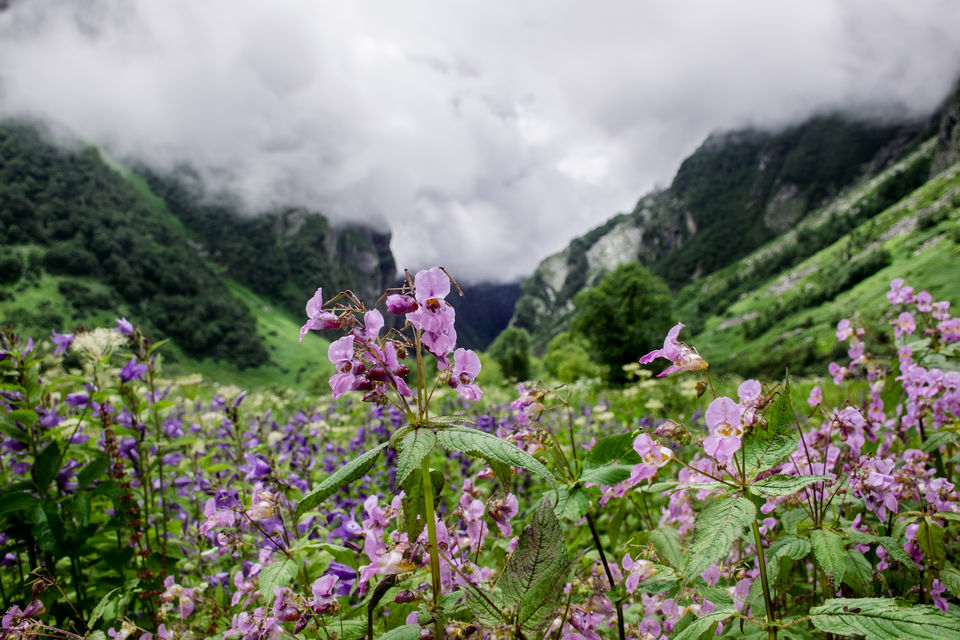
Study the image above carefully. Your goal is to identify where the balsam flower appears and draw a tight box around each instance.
[630,433,673,481]
[638,322,707,377]
[448,347,483,402]
[299,288,341,343]
[702,396,743,465]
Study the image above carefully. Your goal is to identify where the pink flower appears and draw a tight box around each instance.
[385,294,418,314]
[703,396,743,465]
[448,348,483,402]
[828,361,847,386]
[406,268,457,361]
[893,312,916,339]
[630,433,673,481]
[639,322,708,377]
[887,278,914,305]
[299,288,341,343]
[807,386,822,407]
[327,336,359,398]
[836,319,853,341]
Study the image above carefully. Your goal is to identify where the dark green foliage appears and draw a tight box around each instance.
[0,252,22,284]
[57,280,114,310]
[571,262,673,383]
[137,171,395,317]
[446,281,522,350]
[487,326,532,381]
[0,121,268,367]
[542,331,601,382]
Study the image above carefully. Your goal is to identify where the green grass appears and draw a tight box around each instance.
[686,160,960,379]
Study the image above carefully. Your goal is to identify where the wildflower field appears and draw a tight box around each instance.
[1,270,958,640]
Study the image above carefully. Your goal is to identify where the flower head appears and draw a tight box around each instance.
[300,288,342,343]
[639,323,707,377]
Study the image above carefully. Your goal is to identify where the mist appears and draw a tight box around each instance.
[2,0,959,281]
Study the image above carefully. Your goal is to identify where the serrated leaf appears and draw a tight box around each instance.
[436,425,555,488]
[742,389,798,479]
[671,609,735,640]
[465,585,505,627]
[938,568,960,598]
[294,442,387,523]
[843,550,874,596]
[749,474,830,497]
[809,598,960,640]
[88,587,120,629]
[639,564,680,594]
[379,625,422,640]
[550,486,589,522]
[395,429,436,488]
[579,464,633,486]
[810,528,846,588]
[766,535,811,584]
[500,497,568,632]
[684,496,756,580]
[846,530,918,570]
[259,558,299,604]
[319,619,366,640]
[650,527,684,568]
[586,433,641,466]
[87,633,107,640]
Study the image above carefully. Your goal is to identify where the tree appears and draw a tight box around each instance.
[571,262,673,383]
[487,326,532,381]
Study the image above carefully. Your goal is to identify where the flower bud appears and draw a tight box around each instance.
[394,589,417,603]
[386,294,418,314]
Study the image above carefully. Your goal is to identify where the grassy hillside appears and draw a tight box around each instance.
[682,159,960,378]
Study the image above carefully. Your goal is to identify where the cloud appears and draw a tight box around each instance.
[2,0,959,282]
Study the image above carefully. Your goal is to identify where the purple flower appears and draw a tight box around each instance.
[406,268,457,361]
[448,348,482,402]
[119,357,147,383]
[386,294,418,314]
[327,336,358,398]
[50,330,74,356]
[299,288,341,343]
[638,323,707,377]
[19,337,34,358]
[115,317,134,335]
[65,392,91,408]
[702,396,743,465]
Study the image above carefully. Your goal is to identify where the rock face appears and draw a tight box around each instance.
[932,80,960,175]
[512,113,929,350]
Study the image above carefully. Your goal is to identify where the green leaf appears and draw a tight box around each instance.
[809,598,960,640]
[32,441,61,491]
[749,474,830,497]
[378,625,421,640]
[318,619,366,640]
[938,568,960,598]
[500,497,568,632]
[639,564,680,594]
[550,486,590,522]
[6,409,38,427]
[77,455,109,490]
[87,632,107,640]
[683,496,756,580]
[843,550,875,596]
[766,535,811,584]
[395,429,436,488]
[259,558,299,604]
[579,464,633,486]
[317,543,358,570]
[742,389,798,479]
[810,528,846,588]
[31,498,65,553]
[436,425,555,488]
[401,469,444,544]
[88,587,121,629]
[0,491,38,517]
[846,530,919,570]
[650,527,684,568]
[294,442,388,523]
[671,609,735,640]
[586,433,641,466]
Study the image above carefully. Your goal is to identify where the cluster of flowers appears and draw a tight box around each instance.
[301,267,483,404]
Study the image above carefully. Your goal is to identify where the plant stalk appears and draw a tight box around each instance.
[751,520,777,640]
[421,459,444,639]
[584,512,625,640]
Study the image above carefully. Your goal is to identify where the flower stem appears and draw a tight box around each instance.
[420,459,444,638]
[584,511,625,640]
[751,520,777,640]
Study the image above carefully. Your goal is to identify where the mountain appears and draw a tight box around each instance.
[511,109,944,353]
[0,120,395,383]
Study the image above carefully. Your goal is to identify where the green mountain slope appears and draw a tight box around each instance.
[0,120,388,386]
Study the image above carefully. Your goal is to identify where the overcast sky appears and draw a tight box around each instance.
[2,0,959,282]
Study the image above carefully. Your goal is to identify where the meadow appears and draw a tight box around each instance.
[0,269,958,640]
